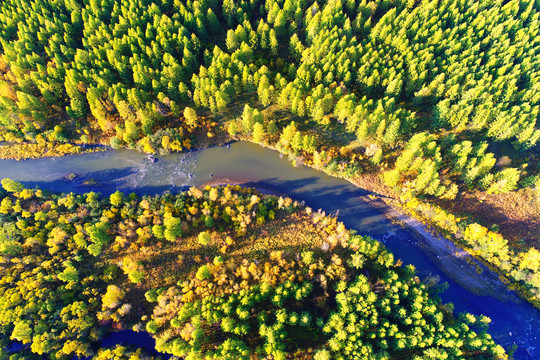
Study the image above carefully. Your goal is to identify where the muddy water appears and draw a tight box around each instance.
[0,142,537,358]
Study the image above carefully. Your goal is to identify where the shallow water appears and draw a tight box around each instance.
[0,142,538,358]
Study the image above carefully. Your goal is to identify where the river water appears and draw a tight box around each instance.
[0,142,538,359]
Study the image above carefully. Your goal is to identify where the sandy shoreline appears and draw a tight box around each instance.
[370,198,522,303]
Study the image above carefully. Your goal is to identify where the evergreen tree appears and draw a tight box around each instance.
[184,107,198,128]
[253,122,265,143]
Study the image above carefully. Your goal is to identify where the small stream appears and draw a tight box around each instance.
[0,142,538,359]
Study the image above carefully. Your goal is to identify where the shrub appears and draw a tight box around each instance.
[198,231,211,246]
[196,265,211,280]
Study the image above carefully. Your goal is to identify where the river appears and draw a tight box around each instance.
[0,142,538,359]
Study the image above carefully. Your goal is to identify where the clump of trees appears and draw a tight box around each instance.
[0,180,291,358]
[149,238,506,359]
[382,132,518,198]
[0,179,510,358]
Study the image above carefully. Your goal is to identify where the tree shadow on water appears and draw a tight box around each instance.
[247,176,373,199]
[244,177,397,237]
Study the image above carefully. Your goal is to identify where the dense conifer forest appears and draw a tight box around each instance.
[0,0,538,187]
[0,181,507,359]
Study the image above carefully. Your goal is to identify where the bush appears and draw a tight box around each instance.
[198,231,211,246]
[110,191,124,206]
[1,178,24,193]
[102,285,125,309]
[314,349,331,360]
[196,265,211,280]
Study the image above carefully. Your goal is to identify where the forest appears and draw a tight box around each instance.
[0,180,507,359]
[0,0,538,356]
[0,0,538,189]
[0,0,538,308]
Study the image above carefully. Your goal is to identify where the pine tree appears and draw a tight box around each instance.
[241,104,254,133]
[291,131,303,152]
[270,29,279,55]
[253,122,265,143]
[184,107,198,128]
[356,121,369,142]
[280,122,297,148]
[123,121,140,145]
[267,120,278,135]
[228,122,239,137]
[371,149,383,165]
[258,75,273,107]
[226,29,239,52]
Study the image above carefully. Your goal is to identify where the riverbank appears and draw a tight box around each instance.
[0,141,105,160]
[371,198,522,303]
[200,176,288,197]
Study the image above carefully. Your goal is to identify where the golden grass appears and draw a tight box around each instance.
[0,142,104,160]
[104,209,326,318]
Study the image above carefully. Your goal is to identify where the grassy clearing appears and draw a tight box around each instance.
[104,204,327,324]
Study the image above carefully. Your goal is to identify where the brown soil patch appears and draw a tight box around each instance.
[351,172,397,199]
[435,187,540,250]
